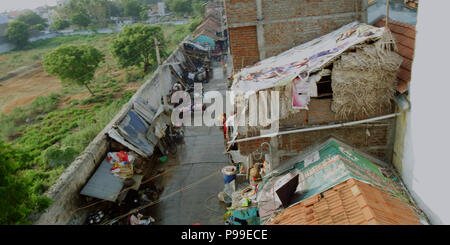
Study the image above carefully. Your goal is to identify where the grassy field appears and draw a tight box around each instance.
[0,20,197,224]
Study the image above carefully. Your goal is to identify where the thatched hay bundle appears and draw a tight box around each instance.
[331,37,403,120]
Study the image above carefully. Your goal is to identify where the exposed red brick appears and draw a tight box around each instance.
[225,0,366,72]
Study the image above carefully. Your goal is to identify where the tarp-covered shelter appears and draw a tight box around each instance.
[107,98,165,158]
[192,29,217,50]
[230,21,402,125]
[181,41,210,69]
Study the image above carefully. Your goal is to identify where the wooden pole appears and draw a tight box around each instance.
[154,37,168,110]
[385,0,390,28]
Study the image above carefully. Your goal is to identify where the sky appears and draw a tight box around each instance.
[0,0,57,12]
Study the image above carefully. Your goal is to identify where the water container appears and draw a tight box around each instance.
[222,166,237,184]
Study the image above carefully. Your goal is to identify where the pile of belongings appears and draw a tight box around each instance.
[85,210,105,225]
[107,151,135,179]
[224,207,260,225]
[129,213,155,225]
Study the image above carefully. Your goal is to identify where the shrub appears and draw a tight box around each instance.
[42,145,79,168]
[0,119,16,141]
[0,141,52,224]
[188,17,202,32]
[5,21,30,48]
[81,95,106,105]
[51,19,70,31]
[29,94,61,114]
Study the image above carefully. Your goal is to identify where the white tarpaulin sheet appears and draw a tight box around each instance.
[230,22,386,109]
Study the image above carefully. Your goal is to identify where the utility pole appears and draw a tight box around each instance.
[154,37,168,111]
[385,0,390,28]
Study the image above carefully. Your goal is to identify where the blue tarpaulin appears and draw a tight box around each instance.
[193,35,215,50]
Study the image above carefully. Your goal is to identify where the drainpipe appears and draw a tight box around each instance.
[228,94,411,144]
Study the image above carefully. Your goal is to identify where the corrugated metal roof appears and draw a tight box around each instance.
[133,97,158,124]
[117,109,154,156]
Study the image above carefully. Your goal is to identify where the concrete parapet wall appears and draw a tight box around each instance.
[33,37,189,225]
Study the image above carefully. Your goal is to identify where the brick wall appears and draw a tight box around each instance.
[279,99,337,129]
[226,0,258,24]
[229,26,260,71]
[238,120,395,162]
[238,137,271,155]
[224,0,393,163]
[224,0,367,70]
[237,98,395,163]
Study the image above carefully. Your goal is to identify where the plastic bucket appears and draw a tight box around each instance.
[222,166,237,184]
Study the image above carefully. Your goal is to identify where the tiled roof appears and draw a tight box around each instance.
[266,178,422,225]
[193,29,218,41]
[204,12,221,23]
[194,18,221,34]
[374,18,416,93]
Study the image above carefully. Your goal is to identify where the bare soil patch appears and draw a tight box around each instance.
[0,65,61,114]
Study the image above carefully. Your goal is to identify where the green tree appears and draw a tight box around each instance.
[58,0,111,27]
[43,45,105,95]
[109,0,123,17]
[189,16,202,32]
[16,11,48,30]
[5,21,30,48]
[51,18,71,31]
[70,11,91,29]
[123,0,143,20]
[0,141,51,224]
[167,0,193,16]
[33,23,46,31]
[111,24,166,73]
[139,0,158,4]
[140,10,149,21]
[192,0,206,17]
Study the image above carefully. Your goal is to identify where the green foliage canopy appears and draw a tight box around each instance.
[123,0,144,20]
[189,16,202,32]
[110,24,166,73]
[59,0,117,27]
[43,45,105,95]
[5,21,30,48]
[0,141,51,224]
[16,11,48,31]
[167,0,193,16]
[70,11,91,28]
[51,18,71,31]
